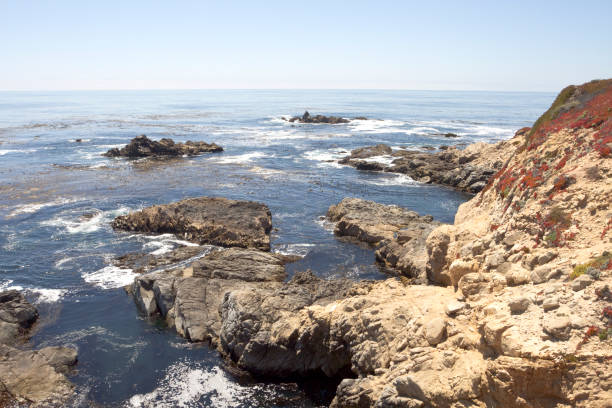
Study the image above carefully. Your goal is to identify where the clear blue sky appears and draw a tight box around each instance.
[1,0,610,91]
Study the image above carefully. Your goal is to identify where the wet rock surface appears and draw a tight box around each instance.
[111,196,273,250]
[0,290,77,406]
[103,134,222,158]
[327,198,440,281]
[338,137,521,193]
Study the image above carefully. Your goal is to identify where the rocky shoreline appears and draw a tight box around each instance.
[111,80,611,407]
[337,132,525,193]
[0,290,78,407]
[6,81,610,406]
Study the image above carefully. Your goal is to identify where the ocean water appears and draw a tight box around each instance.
[0,90,554,407]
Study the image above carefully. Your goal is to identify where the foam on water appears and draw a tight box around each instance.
[41,206,132,234]
[365,173,419,186]
[213,151,267,164]
[361,155,396,166]
[82,265,138,289]
[127,362,255,408]
[8,198,80,217]
[141,234,198,256]
[0,280,67,303]
[273,243,315,257]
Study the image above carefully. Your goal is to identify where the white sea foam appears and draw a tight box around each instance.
[248,166,286,178]
[315,216,336,233]
[214,151,267,164]
[0,280,67,303]
[365,174,419,186]
[361,155,396,166]
[82,265,137,289]
[127,362,258,408]
[273,243,315,257]
[142,235,198,256]
[9,198,79,217]
[41,206,132,234]
[348,119,406,134]
[0,148,38,156]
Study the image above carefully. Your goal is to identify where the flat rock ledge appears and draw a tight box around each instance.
[111,196,273,251]
[0,290,77,407]
[327,198,441,282]
[338,134,523,193]
[103,134,223,158]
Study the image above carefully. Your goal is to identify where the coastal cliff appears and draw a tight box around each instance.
[115,80,611,407]
[222,80,612,406]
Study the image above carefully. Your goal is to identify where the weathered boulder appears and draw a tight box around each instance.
[103,134,222,158]
[112,197,273,250]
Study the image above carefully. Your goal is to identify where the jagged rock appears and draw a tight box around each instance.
[132,248,288,344]
[338,139,517,193]
[112,197,272,250]
[103,134,222,158]
[0,291,77,406]
[0,290,38,346]
[286,111,349,124]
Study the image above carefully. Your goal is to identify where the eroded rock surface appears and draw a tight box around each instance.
[327,198,440,281]
[112,197,273,250]
[132,248,289,344]
[0,291,77,407]
[338,135,522,193]
[103,134,222,158]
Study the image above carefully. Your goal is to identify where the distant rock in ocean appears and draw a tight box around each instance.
[103,134,223,158]
[285,111,350,124]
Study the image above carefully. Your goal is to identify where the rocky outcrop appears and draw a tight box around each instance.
[103,134,222,158]
[327,198,440,281]
[0,290,77,406]
[220,271,364,377]
[131,248,289,344]
[285,111,350,124]
[0,290,38,346]
[111,197,273,251]
[338,137,521,193]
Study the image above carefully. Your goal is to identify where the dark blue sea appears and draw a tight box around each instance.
[0,90,554,407]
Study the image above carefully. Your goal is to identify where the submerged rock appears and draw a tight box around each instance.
[0,290,77,406]
[111,196,273,251]
[286,111,350,124]
[103,134,222,158]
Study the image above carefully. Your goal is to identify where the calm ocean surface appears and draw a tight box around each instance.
[0,90,554,407]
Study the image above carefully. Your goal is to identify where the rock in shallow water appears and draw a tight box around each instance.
[103,134,222,158]
[0,290,77,407]
[111,196,273,250]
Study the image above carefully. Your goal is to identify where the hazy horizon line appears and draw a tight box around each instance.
[0,87,557,93]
